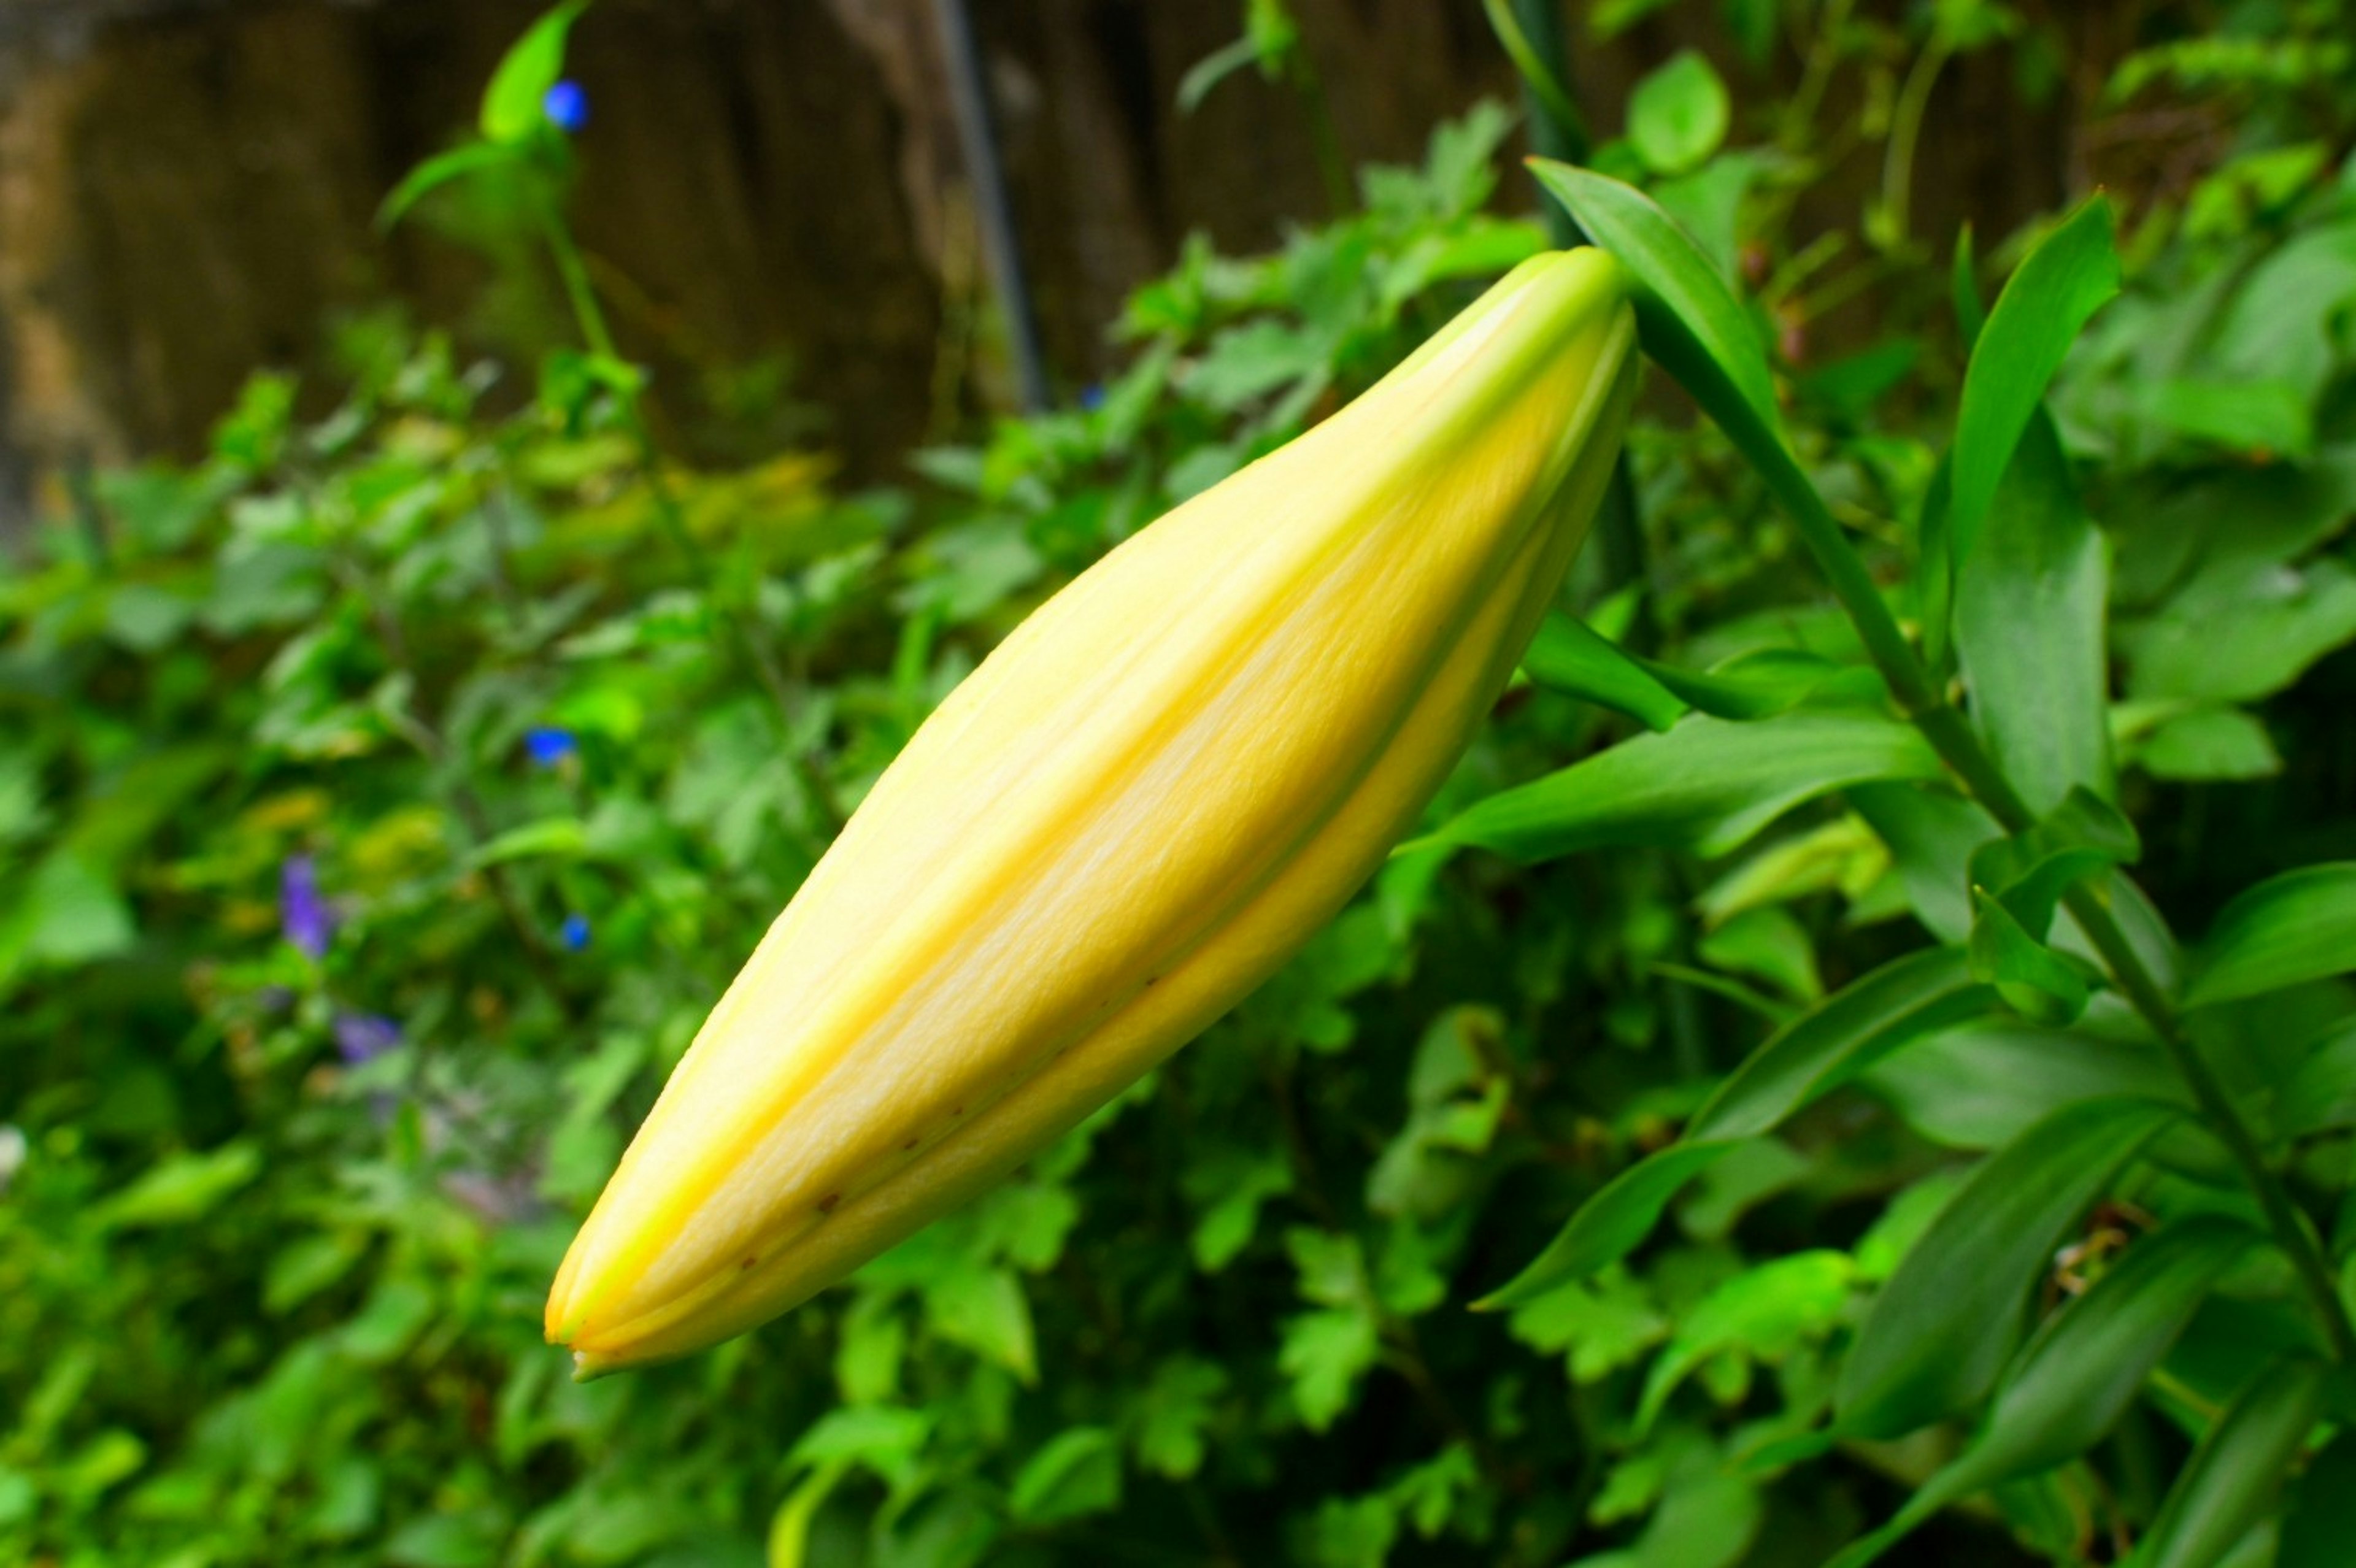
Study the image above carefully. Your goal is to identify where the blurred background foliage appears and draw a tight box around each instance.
[4,0,2356,1564]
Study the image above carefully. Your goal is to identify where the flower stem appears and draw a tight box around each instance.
[1759,421,2356,1362]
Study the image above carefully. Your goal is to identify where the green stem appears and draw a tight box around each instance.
[1879,34,1950,253]
[537,205,841,831]
[1755,409,2356,1362]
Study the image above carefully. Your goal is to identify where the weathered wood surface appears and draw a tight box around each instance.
[0,0,2105,511]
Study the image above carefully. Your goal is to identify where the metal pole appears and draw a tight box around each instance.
[931,0,1052,413]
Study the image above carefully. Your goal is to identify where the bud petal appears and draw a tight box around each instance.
[549,250,1639,1374]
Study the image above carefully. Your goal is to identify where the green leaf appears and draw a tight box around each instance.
[1480,0,1587,153]
[1849,783,2001,944]
[2138,707,2281,783]
[1953,411,2114,814]
[1635,1251,1854,1433]
[481,0,591,144]
[1952,223,1985,348]
[2126,557,2356,705]
[1627,52,1730,176]
[767,1462,849,1568]
[1864,1020,2182,1150]
[1835,1096,2179,1439]
[2138,377,2314,459]
[2185,864,2356,1009]
[1969,888,2091,1024]
[470,816,589,866]
[2138,1359,2326,1568]
[1827,1216,2254,1568]
[1528,161,1782,444]
[377,142,526,231]
[1177,36,1265,113]
[1009,1428,1123,1525]
[1521,613,1843,731]
[1478,947,1987,1306]
[1522,612,1687,731]
[1417,709,1942,864]
[1948,194,2120,566]
[2279,1431,2356,1568]
[91,1140,264,1230]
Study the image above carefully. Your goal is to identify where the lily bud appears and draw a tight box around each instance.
[548,250,1639,1375]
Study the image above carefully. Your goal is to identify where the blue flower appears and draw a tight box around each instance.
[333,1012,402,1066]
[280,856,334,960]
[1077,382,1107,412]
[525,726,579,768]
[543,80,589,134]
[561,913,591,951]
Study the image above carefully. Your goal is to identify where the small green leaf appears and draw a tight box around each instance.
[1953,411,2115,814]
[1968,891,2088,1024]
[1835,1096,2179,1439]
[91,1141,264,1230]
[1627,52,1730,176]
[2138,707,2281,783]
[377,142,526,232]
[2185,864,2356,1009]
[1949,195,2120,566]
[1477,947,1987,1305]
[1635,1251,1853,1434]
[482,0,591,144]
[2139,1359,2326,1568]
[1827,1216,2254,1567]
[1417,709,1942,864]
[1009,1428,1123,1525]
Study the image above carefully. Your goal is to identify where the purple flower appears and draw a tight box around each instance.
[560,913,591,951]
[333,1012,402,1066]
[525,727,579,768]
[281,856,334,960]
[543,80,589,134]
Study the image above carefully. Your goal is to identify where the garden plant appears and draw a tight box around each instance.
[6,1,2356,1566]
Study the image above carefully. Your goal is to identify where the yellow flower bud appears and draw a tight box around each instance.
[547,249,1638,1375]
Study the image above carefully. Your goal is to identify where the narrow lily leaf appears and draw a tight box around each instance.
[1528,160,1783,444]
[1863,1020,2183,1151]
[2139,1359,2327,1568]
[1642,649,1846,721]
[1522,613,1687,732]
[1848,783,2001,944]
[1477,947,1986,1307]
[1947,194,2119,567]
[1827,1216,2256,1568]
[1954,410,2115,814]
[1968,787,2141,938]
[2279,1431,2356,1568]
[482,0,592,144]
[2185,864,2356,1009]
[1522,612,1842,729]
[2273,1018,2356,1140]
[1917,449,1957,671]
[1834,1096,2179,1439]
[1970,888,2092,1024]
[1418,709,1943,864]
